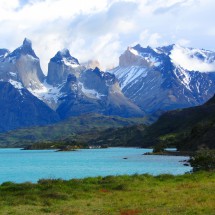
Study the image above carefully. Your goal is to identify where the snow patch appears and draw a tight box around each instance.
[170,45,215,72]
[9,72,17,77]
[28,81,63,104]
[8,79,23,89]
[63,58,79,68]
[148,56,161,67]
[129,47,139,56]
[0,52,8,59]
[173,68,191,91]
[129,47,161,67]
[196,81,200,93]
[59,48,68,56]
[79,83,104,99]
[111,66,148,89]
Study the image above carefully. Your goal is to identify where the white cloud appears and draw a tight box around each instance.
[176,39,190,46]
[148,33,162,47]
[0,0,214,73]
[0,0,20,20]
[170,45,215,72]
[138,30,162,47]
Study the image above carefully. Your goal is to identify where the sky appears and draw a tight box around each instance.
[0,0,214,73]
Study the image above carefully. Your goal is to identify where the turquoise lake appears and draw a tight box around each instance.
[0,148,192,183]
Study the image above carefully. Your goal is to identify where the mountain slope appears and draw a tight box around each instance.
[57,68,144,118]
[0,39,144,134]
[0,114,146,147]
[110,44,215,114]
[0,82,59,132]
[33,48,144,118]
[140,94,215,150]
[89,124,146,147]
[1,38,215,134]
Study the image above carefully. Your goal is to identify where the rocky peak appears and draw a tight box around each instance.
[103,72,117,86]
[92,67,103,77]
[119,46,151,67]
[156,44,175,55]
[133,44,154,54]
[0,38,45,90]
[47,50,83,86]
[119,44,173,68]
[50,49,79,66]
[0,49,10,60]
[23,38,32,48]
[59,73,78,97]
[8,38,38,59]
[78,68,118,98]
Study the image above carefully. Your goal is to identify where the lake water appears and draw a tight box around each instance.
[0,148,192,183]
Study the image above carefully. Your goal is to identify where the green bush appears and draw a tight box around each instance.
[189,149,215,171]
[153,143,167,153]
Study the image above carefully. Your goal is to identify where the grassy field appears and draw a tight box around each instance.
[0,172,214,215]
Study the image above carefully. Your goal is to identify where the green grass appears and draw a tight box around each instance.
[0,172,214,214]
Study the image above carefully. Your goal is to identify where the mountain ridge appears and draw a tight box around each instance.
[110,43,215,114]
[0,38,146,132]
[1,38,215,134]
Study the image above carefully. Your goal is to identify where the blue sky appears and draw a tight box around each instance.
[0,0,214,73]
[19,0,30,6]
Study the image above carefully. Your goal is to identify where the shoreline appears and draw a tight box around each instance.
[144,150,193,157]
[0,171,194,185]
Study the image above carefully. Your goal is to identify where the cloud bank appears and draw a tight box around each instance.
[170,45,215,72]
[0,0,214,73]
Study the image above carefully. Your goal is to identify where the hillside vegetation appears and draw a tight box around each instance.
[0,114,147,148]
[139,95,215,150]
[85,95,215,151]
[89,124,146,147]
[1,95,215,151]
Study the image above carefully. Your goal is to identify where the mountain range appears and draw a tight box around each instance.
[110,44,215,114]
[0,38,215,132]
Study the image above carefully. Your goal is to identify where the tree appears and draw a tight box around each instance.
[153,143,167,153]
[189,149,215,171]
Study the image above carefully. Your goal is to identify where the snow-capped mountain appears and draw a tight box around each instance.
[1,38,215,132]
[47,49,84,85]
[110,44,215,114]
[29,48,85,110]
[0,38,44,90]
[43,48,143,117]
[57,67,144,119]
[0,39,144,132]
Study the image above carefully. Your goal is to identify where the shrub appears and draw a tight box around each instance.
[153,143,167,153]
[189,149,215,171]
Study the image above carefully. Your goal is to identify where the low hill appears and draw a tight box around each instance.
[89,124,146,147]
[140,95,215,150]
[0,114,147,148]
